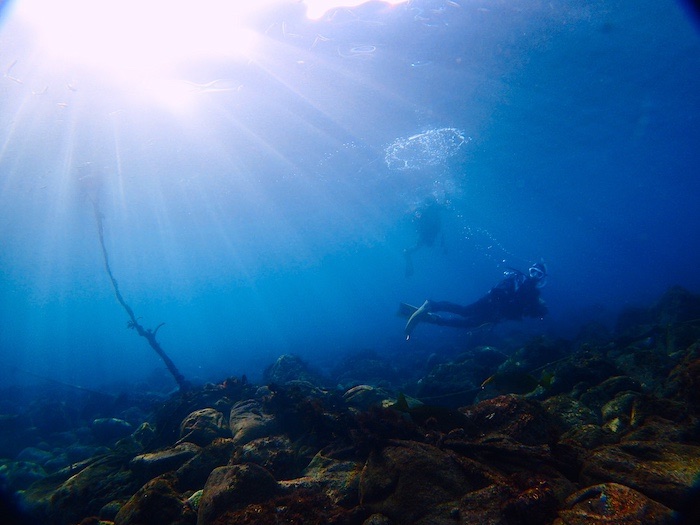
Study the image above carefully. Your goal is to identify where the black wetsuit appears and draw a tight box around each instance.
[427,271,547,328]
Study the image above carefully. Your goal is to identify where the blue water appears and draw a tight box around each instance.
[1,0,699,391]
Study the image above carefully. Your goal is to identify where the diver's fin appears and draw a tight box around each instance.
[397,302,420,318]
[399,302,441,325]
[404,300,432,340]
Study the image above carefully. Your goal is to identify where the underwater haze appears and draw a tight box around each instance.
[1,0,700,391]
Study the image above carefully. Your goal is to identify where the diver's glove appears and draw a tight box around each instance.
[405,300,432,340]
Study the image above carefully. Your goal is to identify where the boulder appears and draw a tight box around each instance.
[559,424,617,450]
[462,394,561,446]
[21,454,139,525]
[0,460,47,491]
[578,376,642,414]
[197,464,280,525]
[456,484,516,525]
[229,400,280,445]
[416,351,499,407]
[665,354,700,413]
[282,451,363,507]
[179,408,230,447]
[362,514,392,525]
[114,474,194,525]
[359,440,498,524]
[580,441,700,510]
[343,385,395,411]
[555,483,673,525]
[176,438,236,491]
[129,442,201,480]
[16,447,53,466]
[92,418,134,444]
[542,394,600,429]
[263,354,327,386]
[233,435,300,480]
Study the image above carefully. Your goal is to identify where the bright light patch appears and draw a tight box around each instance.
[15,0,410,72]
[304,0,406,20]
[12,0,407,111]
[16,0,259,77]
[137,78,199,115]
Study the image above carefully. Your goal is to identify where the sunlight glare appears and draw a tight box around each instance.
[12,0,407,111]
[304,0,407,20]
[16,0,259,77]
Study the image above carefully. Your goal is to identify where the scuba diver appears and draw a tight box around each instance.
[403,196,445,277]
[401,262,549,340]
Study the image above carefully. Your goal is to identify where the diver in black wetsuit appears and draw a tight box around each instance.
[403,196,444,277]
[404,262,549,340]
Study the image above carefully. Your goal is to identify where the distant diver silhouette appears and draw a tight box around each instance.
[403,196,445,277]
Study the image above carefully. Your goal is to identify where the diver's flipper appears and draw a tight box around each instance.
[398,302,441,323]
[397,302,420,318]
[404,300,432,340]
[399,302,493,337]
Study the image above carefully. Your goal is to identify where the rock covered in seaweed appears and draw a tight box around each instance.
[179,408,229,447]
[197,464,280,525]
[130,442,201,480]
[115,473,194,525]
[580,441,700,510]
[554,483,674,525]
[229,399,280,445]
[359,440,501,524]
[263,354,328,386]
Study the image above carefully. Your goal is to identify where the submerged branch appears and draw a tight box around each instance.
[92,200,189,392]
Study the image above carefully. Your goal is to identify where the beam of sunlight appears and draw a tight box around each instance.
[13,0,261,112]
[10,0,406,113]
[0,0,412,283]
